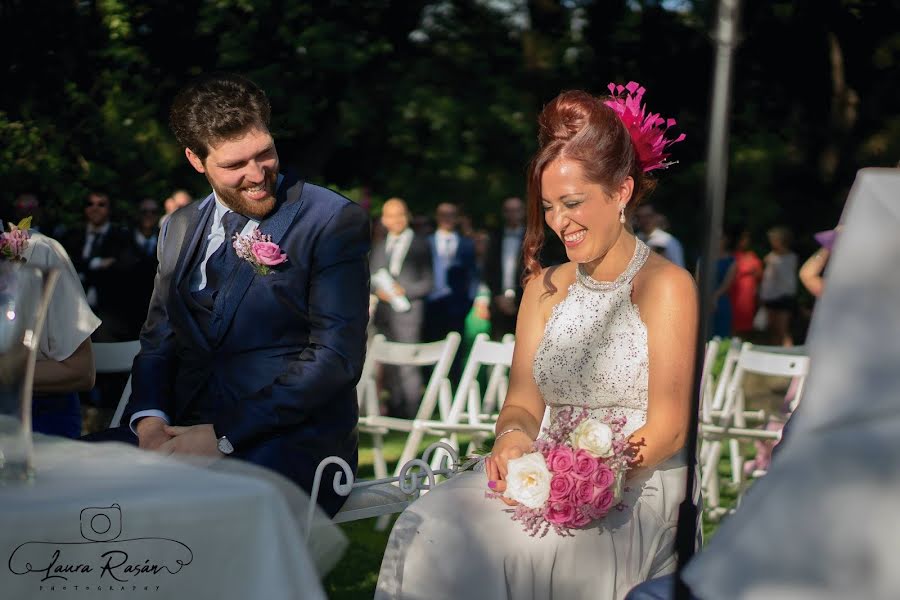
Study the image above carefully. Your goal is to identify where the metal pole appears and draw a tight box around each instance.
[674,0,741,598]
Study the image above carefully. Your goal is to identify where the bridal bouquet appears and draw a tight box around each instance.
[500,407,630,537]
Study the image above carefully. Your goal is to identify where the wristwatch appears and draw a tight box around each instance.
[217,435,234,455]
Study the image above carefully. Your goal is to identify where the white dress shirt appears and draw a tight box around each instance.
[190,197,260,292]
[434,229,458,261]
[385,228,414,277]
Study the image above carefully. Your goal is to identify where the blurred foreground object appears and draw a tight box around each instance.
[682,168,900,598]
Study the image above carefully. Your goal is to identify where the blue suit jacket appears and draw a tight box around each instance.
[124,174,370,456]
[427,233,477,319]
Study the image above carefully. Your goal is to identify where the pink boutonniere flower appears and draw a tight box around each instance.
[232,229,288,275]
[0,217,32,262]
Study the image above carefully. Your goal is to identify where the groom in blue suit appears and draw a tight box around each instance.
[90,73,369,517]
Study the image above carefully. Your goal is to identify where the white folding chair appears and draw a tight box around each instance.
[700,343,810,518]
[410,333,516,471]
[699,337,721,424]
[97,340,142,428]
[357,332,460,479]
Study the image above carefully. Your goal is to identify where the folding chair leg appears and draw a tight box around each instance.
[729,438,743,486]
[374,514,392,531]
[395,427,426,477]
[372,432,388,480]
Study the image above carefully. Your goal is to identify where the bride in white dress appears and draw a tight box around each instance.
[376,86,697,600]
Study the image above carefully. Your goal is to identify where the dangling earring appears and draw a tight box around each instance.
[619,204,626,224]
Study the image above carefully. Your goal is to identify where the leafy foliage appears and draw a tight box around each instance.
[1,0,897,254]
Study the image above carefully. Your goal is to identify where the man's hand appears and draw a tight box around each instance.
[158,424,221,457]
[135,416,173,451]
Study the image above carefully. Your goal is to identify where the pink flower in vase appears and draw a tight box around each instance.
[251,241,288,266]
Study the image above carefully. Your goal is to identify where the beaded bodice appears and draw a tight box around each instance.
[533,239,651,437]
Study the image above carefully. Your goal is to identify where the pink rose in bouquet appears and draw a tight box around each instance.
[592,463,615,489]
[592,488,616,515]
[546,446,575,473]
[548,473,576,501]
[570,508,593,528]
[497,407,631,536]
[545,500,576,526]
[573,479,596,506]
[572,449,599,480]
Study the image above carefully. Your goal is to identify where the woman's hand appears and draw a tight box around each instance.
[485,430,533,506]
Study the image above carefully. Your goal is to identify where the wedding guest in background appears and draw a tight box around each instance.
[133,198,161,259]
[60,190,139,342]
[728,226,763,336]
[799,227,840,299]
[760,225,798,347]
[159,188,193,228]
[706,230,737,339]
[60,190,139,432]
[636,202,685,267]
[484,196,526,340]
[15,228,101,438]
[370,197,433,418]
[461,228,493,384]
[425,202,477,344]
[131,197,161,333]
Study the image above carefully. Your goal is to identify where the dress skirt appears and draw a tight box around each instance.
[376,455,689,600]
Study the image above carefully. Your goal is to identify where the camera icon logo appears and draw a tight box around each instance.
[80,504,122,542]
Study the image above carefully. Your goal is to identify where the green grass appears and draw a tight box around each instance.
[323,431,748,599]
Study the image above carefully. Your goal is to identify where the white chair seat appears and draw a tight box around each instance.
[332,483,416,524]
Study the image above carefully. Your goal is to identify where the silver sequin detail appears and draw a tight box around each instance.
[534,238,651,437]
[575,238,651,292]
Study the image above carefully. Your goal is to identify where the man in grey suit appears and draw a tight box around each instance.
[370,198,434,418]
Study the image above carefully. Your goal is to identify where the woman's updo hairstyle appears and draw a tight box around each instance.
[521,90,657,283]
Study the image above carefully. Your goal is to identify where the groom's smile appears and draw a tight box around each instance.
[186,126,280,220]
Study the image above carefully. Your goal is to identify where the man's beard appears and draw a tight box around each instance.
[212,170,279,220]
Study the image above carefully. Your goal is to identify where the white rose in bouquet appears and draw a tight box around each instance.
[569,419,614,458]
[504,452,552,509]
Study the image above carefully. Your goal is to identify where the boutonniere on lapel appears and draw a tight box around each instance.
[0,217,31,262]
[232,229,288,275]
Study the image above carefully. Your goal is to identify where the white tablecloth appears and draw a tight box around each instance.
[0,436,345,600]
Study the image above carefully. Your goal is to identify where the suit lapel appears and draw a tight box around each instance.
[173,195,215,289]
[169,196,215,351]
[211,172,305,341]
